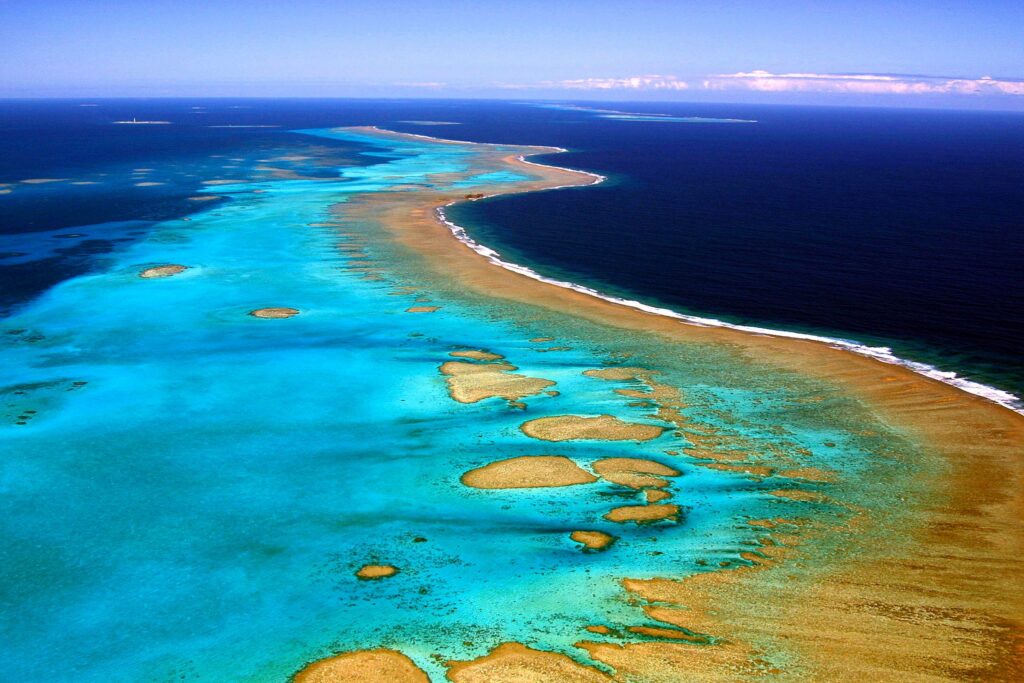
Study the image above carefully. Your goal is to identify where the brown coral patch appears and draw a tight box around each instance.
[592,457,680,489]
[440,360,555,404]
[250,307,300,319]
[446,642,611,683]
[521,415,665,442]
[449,349,504,362]
[461,456,596,489]
[355,564,397,580]
[570,530,616,551]
[604,504,679,524]
[293,649,428,682]
[139,264,187,278]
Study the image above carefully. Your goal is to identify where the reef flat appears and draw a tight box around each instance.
[315,127,1024,680]
[1,125,1021,682]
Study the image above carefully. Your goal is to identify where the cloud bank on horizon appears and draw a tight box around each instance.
[544,75,691,91]
[499,71,1024,98]
[4,1,1021,106]
[705,71,1024,96]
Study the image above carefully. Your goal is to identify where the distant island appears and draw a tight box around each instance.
[112,117,171,124]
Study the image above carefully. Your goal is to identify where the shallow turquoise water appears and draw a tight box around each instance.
[0,128,909,681]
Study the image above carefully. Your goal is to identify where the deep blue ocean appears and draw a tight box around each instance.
[2,98,1022,399]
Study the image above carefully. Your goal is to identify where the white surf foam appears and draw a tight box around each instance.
[436,159,1023,415]
[330,125,1021,414]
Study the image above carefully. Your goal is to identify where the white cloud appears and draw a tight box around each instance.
[541,75,690,91]
[703,70,1024,96]
[393,81,447,88]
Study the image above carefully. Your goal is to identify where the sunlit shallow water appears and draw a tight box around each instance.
[1,128,920,681]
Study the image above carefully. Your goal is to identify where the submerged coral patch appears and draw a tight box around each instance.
[521,414,666,442]
[139,264,187,278]
[249,307,300,318]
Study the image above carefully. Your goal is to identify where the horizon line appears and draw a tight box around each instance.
[1,94,1023,114]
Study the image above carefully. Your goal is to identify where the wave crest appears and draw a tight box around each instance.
[438,188,1022,415]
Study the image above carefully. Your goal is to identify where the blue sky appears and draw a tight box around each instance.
[2,0,1022,107]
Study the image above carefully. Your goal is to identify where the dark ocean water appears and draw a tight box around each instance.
[449,103,1024,402]
[2,98,1022,400]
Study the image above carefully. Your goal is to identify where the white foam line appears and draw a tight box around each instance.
[352,125,571,156]
[338,125,1021,414]
[433,154,1022,415]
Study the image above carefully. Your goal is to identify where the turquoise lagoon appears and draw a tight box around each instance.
[0,129,916,680]
[533,103,756,123]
